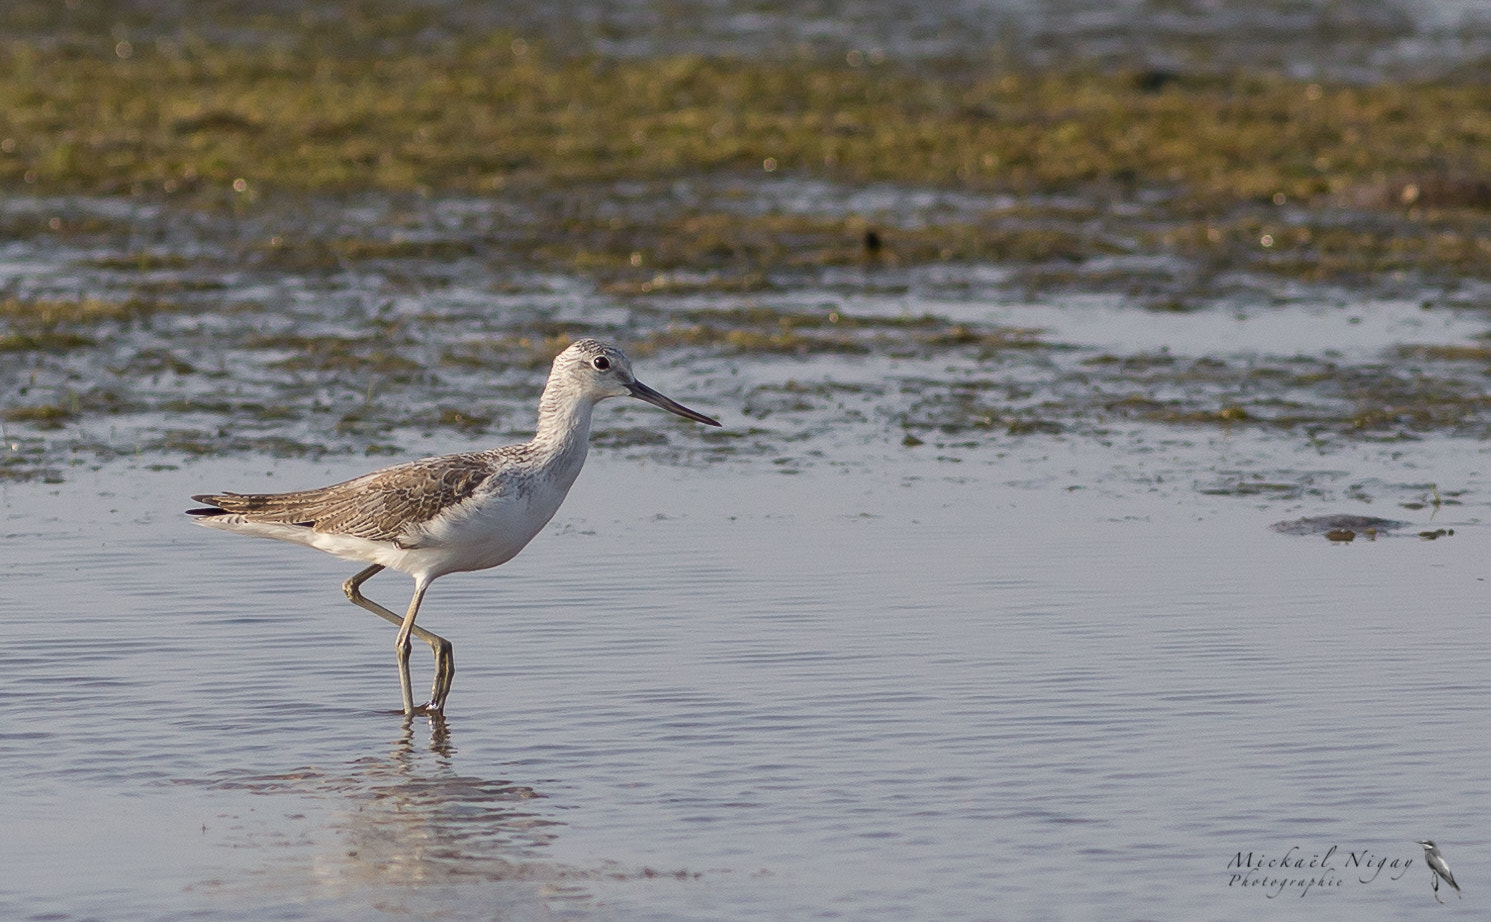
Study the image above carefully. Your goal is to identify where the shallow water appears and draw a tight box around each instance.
[5,189,1491,921]
[2,445,1488,920]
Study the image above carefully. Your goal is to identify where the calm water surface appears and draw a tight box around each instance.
[2,443,1487,920]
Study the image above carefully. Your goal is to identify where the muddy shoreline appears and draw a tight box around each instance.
[3,2,1491,494]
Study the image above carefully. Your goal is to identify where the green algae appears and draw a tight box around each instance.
[558,210,1113,294]
[0,330,95,352]
[1,403,75,428]
[3,32,1491,291]
[245,333,424,375]
[4,34,1491,216]
[0,296,173,324]
[627,308,1046,357]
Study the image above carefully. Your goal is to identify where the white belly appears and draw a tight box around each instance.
[397,488,564,577]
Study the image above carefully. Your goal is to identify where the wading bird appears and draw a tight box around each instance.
[188,340,720,715]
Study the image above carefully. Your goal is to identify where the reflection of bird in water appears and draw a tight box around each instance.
[400,711,453,759]
[293,720,567,898]
[372,719,561,862]
[189,340,720,715]
[1414,840,1461,903]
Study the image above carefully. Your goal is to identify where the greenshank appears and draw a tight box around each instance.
[188,339,720,715]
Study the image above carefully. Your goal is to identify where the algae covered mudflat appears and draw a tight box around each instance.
[3,1,1491,488]
[7,28,1491,203]
[5,0,1491,207]
[6,0,1491,282]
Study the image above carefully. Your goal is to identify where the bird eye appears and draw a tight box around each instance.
[592,356,611,370]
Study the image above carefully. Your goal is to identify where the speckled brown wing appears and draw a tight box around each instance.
[189,453,498,545]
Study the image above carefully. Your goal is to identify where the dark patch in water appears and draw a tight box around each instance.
[1270,514,1410,536]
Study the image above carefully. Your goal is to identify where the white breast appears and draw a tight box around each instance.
[391,447,587,579]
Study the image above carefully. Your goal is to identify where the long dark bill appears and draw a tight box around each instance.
[628,380,722,427]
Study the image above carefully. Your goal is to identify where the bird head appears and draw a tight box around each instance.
[551,340,720,426]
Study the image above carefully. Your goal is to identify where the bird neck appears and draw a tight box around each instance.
[530,381,597,466]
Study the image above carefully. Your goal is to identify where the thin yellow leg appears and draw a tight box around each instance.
[343,565,455,713]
